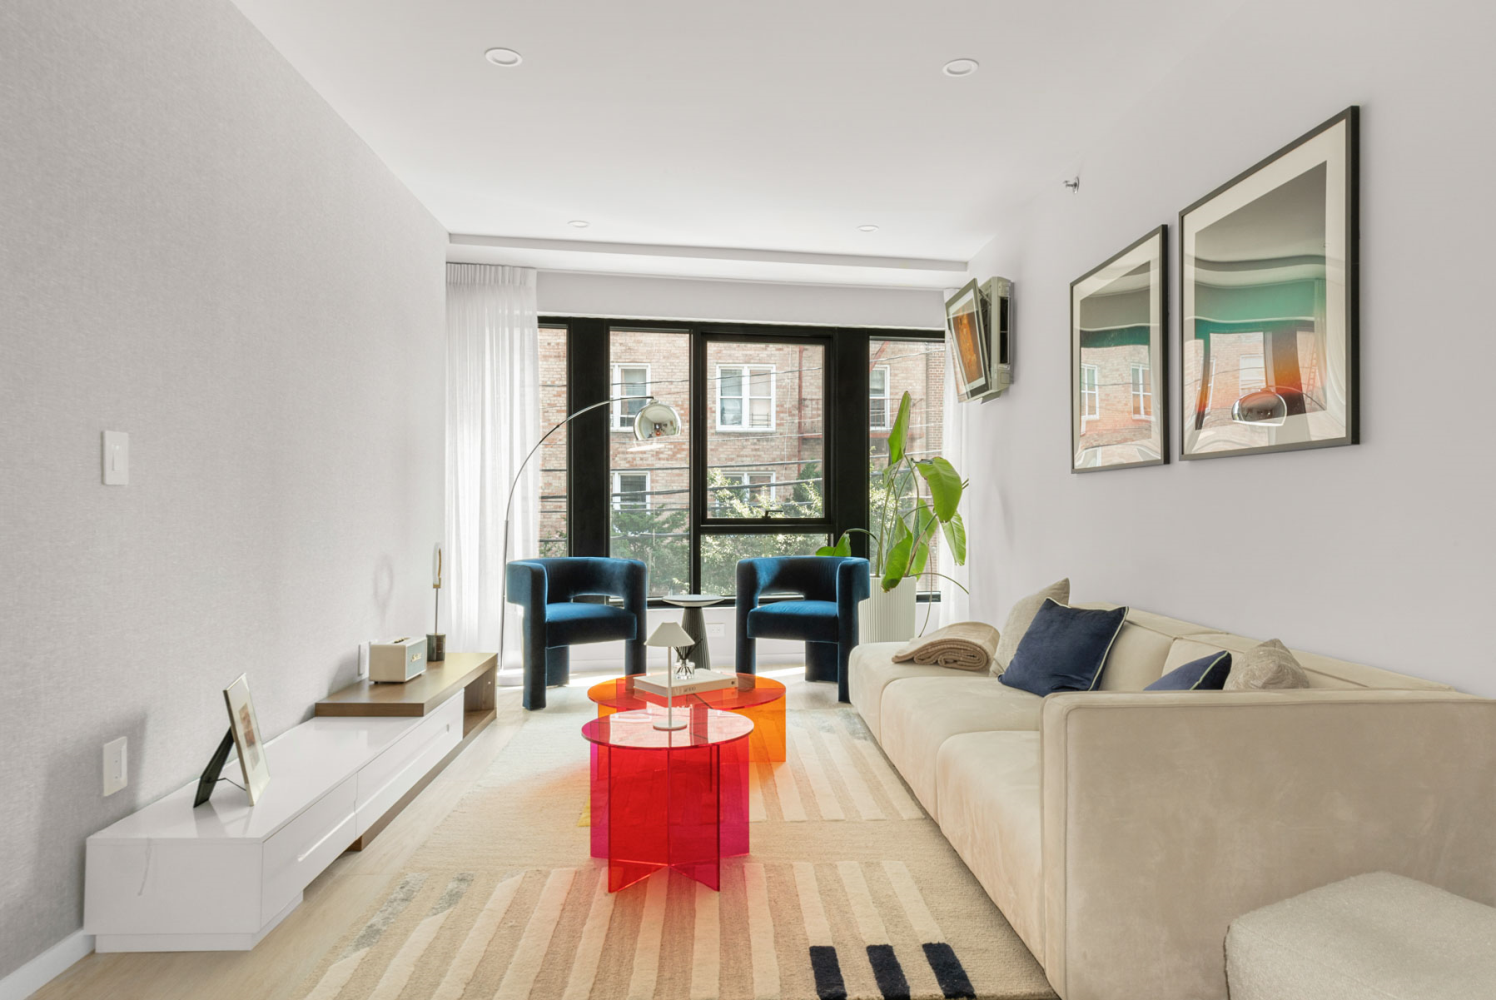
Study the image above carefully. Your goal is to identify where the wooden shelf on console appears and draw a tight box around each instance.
[316,651,497,717]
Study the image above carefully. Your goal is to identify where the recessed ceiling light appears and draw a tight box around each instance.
[568,220,590,228]
[942,58,979,78]
[484,47,523,67]
[857,224,880,233]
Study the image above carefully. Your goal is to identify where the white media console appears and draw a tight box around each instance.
[84,653,496,952]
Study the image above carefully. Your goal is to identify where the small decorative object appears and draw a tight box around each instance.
[819,390,968,641]
[225,673,270,804]
[644,621,695,730]
[945,277,1013,401]
[1071,225,1168,472]
[427,542,445,662]
[370,636,427,683]
[1180,107,1358,459]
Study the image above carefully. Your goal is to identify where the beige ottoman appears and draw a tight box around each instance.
[1226,872,1496,999]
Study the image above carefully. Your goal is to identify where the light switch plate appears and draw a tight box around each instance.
[102,431,129,486]
[103,737,128,796]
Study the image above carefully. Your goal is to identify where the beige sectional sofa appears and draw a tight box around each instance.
[847,603,1496,1000]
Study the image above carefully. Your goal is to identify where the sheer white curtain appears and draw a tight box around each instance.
[938,340,972,625]
[445,264,539,674]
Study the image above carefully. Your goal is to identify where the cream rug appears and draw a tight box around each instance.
[294,680,1054,1000]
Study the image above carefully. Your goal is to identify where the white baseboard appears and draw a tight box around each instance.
[0,930,94,1000]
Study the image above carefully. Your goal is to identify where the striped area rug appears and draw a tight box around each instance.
[295,683,1054,1000]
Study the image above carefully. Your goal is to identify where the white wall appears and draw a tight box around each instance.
[0,0,447,980]
[962,0,1496,695]
[536,271,946,329]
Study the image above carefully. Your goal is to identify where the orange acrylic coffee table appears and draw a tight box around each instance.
[587,673,787,762]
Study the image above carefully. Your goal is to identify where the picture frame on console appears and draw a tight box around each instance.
[224,673,270,804]
[1179,106,1359,460]
[1071,225,1169,472]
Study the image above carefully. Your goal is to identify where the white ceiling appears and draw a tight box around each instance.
[231,0,1246,286]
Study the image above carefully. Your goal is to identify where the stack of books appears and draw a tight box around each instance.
[632,669,736,698]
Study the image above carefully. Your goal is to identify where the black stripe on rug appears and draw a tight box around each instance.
[867,943,911,1000]
[923,942,976,999]
[809,945,847,1000]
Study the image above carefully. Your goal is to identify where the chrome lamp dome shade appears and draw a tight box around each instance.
[633,400,682,441]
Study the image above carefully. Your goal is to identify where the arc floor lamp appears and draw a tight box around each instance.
[497,394,682,676]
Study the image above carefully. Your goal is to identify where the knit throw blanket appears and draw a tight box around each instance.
[891,621,1001,671]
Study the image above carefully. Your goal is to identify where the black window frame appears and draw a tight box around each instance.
[545,316,943,608]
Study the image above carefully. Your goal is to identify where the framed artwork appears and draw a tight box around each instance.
[945,279,991,400]
[1180,107,1359,460]
[224,674,270,804]
[1071,225,1168,472]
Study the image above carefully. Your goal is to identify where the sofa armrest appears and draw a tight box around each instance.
[1039,690,1496,1000]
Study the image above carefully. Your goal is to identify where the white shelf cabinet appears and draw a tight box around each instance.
[84,694,462,952]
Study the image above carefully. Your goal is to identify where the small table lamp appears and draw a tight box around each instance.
[645,621,694,731]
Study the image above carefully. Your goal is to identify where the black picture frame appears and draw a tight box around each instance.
[1179,106,1359,461]
[1070,225,1169,473]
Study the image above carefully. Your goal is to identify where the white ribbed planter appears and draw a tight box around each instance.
[858,576,918,644]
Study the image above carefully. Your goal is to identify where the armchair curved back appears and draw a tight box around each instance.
[508,556,645,605]
[736,556,871,608]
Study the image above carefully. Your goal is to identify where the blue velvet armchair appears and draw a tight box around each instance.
[505,557,647,710]
[736,556,871,703]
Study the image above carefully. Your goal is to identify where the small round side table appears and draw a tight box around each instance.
[662,593,725,671]
[587,673,787,762]
[582,707,751,892]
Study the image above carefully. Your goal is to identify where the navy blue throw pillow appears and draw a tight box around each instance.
[1145,651,1233,691]
[999,600,1128,696]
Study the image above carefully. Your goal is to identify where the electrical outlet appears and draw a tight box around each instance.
[705,622,725,638]
[103,737,128,796]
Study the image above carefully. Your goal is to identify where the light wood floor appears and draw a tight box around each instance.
[36,665,835,1000]
[36,688,528,1000]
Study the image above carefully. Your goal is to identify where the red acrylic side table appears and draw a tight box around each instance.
[583,707,751,892]
[587,673,786,762]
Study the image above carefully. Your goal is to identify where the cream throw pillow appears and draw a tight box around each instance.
[991,578,1070,675]
[1224,638,1311,690]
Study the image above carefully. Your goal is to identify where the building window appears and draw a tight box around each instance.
[869,365,891,429]
[612,471,651,510]
[713,470,775,514]
[1131,364,1153,419]
[1080,364,1100,423]
[716,364,775,431]
[611,364,650,430]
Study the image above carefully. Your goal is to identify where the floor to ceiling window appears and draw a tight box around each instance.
[868,337,947,595]
[538,324,569,557]
[547,318,944,604]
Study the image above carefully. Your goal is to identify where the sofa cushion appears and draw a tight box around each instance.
[1001,601,1128,696]
[1225,639,1310,691]
[879,676,1043,816]
[936,731,1045,959]
[746,599,838,642]
[1146,651,1232,691]
[1095,620,1177,691]
[847,642,978,741]
[1165,633,1452,691]
[544,601,637,647]
[993,578,1070,674]
[1226,872,1496,1000]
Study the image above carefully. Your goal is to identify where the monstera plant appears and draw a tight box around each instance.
[818,390,968,595]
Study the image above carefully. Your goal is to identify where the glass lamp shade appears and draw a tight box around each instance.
[646,620,693,649]
[633,400,682,441]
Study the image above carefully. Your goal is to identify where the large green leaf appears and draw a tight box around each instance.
[815,532,853,558]
[881,517,912,592]
[914,456,963,521]
[886,391,913,465]
[908,501,936,576]
[941,512,967,565]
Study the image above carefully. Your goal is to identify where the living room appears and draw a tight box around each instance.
[3,2,1493,999]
